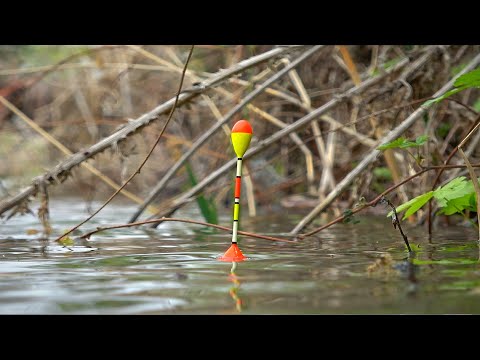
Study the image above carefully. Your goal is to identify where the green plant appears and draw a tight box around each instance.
[377,134,428,165]
[184,162,218,224]
[381,67,480,226]
[377,135,428,150]
[388,176,479,221]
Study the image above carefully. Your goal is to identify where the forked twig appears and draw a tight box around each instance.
[379,196,412,252]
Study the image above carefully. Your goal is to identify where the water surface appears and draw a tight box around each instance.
[1,199,480,314]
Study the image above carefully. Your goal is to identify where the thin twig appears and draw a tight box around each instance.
[79,217,295,243]
[379,196,412,252]
[55,46,195,242]
[458,118,480,240]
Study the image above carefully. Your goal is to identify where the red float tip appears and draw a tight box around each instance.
[218,243,247,262]
[231,120,253,134]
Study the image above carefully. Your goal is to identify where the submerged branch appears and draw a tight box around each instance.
[79,217,295,243]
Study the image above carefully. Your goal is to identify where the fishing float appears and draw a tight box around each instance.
[218,120,253,262]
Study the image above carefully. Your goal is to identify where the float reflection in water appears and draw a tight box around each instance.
[228,262,243,312]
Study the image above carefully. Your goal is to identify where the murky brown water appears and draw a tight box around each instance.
[1,199,480,314]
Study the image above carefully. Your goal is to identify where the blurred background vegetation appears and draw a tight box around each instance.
[1,45,479,228]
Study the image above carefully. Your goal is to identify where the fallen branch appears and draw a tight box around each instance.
[0,95,157,212]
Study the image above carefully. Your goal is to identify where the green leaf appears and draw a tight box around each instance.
[392,176,480,221]
[453,67,480,88]
[377,137,406,150]
[377,135,429,151]
[370,57,404,76]
[387,191,434,219]
[342,209,360,224]
[433,176,472,207]
[409,243,422,252]
[415,134,429,145]
[59,236,74,246]
[434,176,480,215]
[403,191,434,219]
[438,193,475,215]
[422,67,480,107]
[423,88,463,107]
[185,162,218,224]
